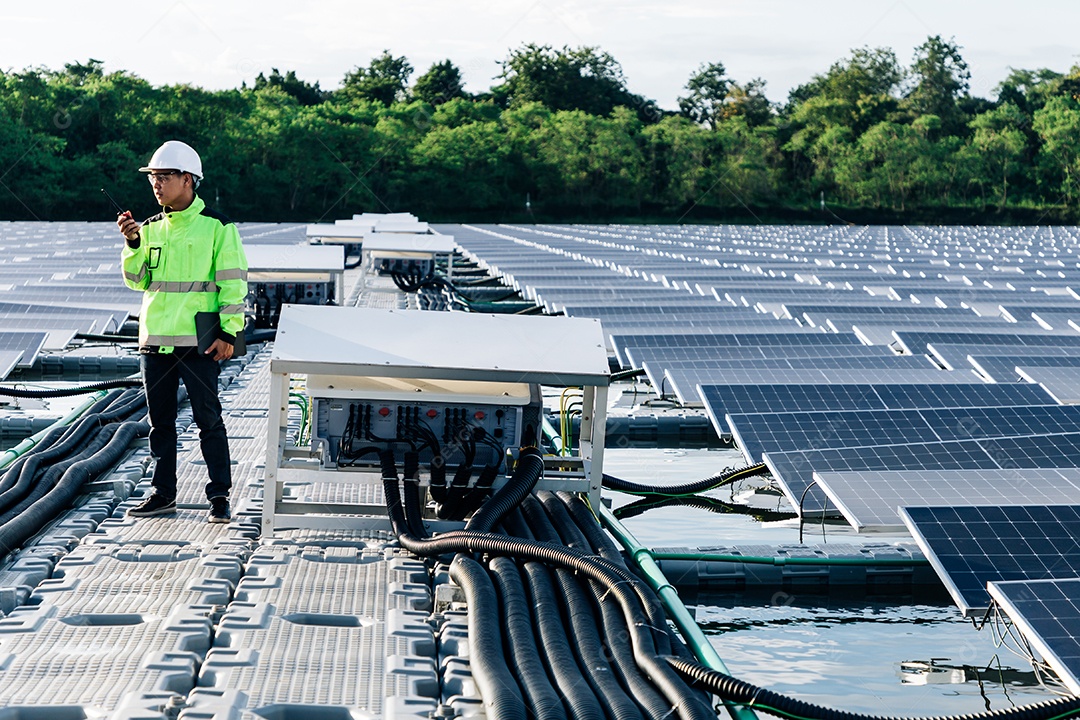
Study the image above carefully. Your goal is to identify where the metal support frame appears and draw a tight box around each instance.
[262,306,609,538]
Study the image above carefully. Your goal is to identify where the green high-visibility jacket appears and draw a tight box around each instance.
[121,195,248,351]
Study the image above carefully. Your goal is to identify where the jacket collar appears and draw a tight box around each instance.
[163,195,205,225]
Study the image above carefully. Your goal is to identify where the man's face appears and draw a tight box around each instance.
[147,169,188,207]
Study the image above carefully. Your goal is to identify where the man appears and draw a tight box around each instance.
[117,140,248,523]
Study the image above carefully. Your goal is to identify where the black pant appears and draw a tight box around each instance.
[141,348,231,501]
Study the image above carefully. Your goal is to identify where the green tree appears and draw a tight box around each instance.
[413,60,468,105]
[340,51,413,105]
[905,36,970,132]
[725,79,773,127]
[678,62,730,130]
[532,107,646,211]
[254,69,326,106]
[1032,95,1080,205]
[495,44,660,122]
[642,115,711,208]
[782,47,903,196]
[969,102,1027,206]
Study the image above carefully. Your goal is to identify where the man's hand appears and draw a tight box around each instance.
[205,338,234,362]
[117,211,141,242]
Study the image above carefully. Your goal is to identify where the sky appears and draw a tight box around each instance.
[2,1,1078,109]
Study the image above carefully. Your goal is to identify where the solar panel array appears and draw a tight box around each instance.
[440,222,1080,691]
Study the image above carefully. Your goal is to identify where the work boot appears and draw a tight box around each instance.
[208,497,231,524]
[127,493,177,518]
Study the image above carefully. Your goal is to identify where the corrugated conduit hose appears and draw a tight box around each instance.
[381,457,717,720]
[602,463,769,496]
[521,494,649,720]
[448,555,528,719]
[488,554,572,720]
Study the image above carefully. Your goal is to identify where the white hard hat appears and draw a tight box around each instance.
[139,140,203,180]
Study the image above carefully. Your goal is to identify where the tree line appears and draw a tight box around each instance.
[1,38,1079,224]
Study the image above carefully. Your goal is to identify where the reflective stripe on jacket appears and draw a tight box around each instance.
[121,195,248,351]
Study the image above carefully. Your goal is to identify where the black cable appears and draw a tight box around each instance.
[0,419,149,556]
[0,379,143,398]
[74,332,138,343]
[610,368,648,382]
[602,462,769,496]
[665,655,1080,720]
[522,560,607,720]
[465,448,544,533]
[449,556,528,719]
[615,493,797,523]
[526,494,646,720]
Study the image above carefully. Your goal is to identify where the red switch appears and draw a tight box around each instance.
[474,411,485,420]
[378,407,391,417]
[426,409,438,418]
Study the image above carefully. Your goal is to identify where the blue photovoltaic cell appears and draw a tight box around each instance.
[763,433,1080,515]
[610,331,859,366]
[726,405,1080,463]
[901,504,1080,616]
[988,578,1080,694]
[814,469,1080,531]
[1017,367,1080,405]
[926,344,1075,372]
[699,382,1056,418]
[728,409,941,463]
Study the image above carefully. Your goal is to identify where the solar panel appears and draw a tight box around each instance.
[699,382,1056,417]
[611,331,859,366]
[927,343,1075,372]
[727,405,1080,463]
[870,383,1058,409]
[969,355,1080,383]
[728,408,942,463]
[987,578,1080,694]
[763,433,1080,515]
[0,331,48,367]
[1017,366,1080,404]
[894,331,1080,355]
[656,356,941,398]
[901,504,1080,616]
[814,469,1080,530]
[0,350,21,381]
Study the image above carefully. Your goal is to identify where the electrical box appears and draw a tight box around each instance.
[244,244,345,328]
[263,305,610,536]
[360,233,457,287]
[308,375,543,471]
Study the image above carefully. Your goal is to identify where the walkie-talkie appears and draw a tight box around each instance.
[101,187,127,217]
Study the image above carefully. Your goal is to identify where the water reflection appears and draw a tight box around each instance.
[694,601,1056,713]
